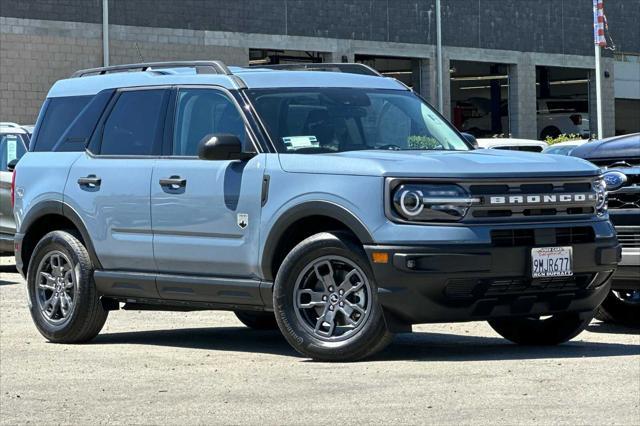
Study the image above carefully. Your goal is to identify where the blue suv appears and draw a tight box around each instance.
[13,61,620,361]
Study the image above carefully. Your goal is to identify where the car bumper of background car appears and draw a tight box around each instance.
[0,233,15,256]
[364,238,620,326]
[13,232,24,277]
[611,247,640,290]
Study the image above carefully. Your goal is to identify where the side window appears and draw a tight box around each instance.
[100,89,169,156]
[0,134,27,171]
[173,89,249,156]
[32,96,92,152]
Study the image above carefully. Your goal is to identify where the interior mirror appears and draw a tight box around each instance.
[197,134,255,161]
[7,158,18,172]
[461,132,479,149]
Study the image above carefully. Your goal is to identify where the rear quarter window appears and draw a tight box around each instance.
[32,95,92,152]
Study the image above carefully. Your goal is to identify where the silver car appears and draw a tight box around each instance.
[0,124,29,254]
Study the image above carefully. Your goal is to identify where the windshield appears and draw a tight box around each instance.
[247,88,470,153]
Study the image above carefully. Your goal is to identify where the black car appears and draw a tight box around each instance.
[571,133,640,326]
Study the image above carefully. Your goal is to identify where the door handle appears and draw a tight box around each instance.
[159,176,187,190]
[77,175,101,188]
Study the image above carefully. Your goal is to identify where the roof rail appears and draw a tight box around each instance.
[71,60,232,78]
[254,63,382,77]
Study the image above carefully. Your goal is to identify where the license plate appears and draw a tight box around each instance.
[531,247,573,278]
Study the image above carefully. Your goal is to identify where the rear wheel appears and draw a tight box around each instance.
[273,232,392,361]
[596,290,640,326]
[27,230,108,343]
[540,126,561,140]
[488,312,592,345]
[234,310,278,330]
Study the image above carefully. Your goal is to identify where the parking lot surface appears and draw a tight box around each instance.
[1,256,638,425]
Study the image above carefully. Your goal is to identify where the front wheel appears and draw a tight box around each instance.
[273,232,392,361]
[27,230,108,343]
[488,312,592,345]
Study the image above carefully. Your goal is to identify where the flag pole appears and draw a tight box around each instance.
[593,0,605,139]
[595,43,603,140]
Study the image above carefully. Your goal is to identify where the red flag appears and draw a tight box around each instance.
[593,0,606,47]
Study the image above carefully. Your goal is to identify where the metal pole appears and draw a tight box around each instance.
[435,0,443,113]
[594,43,603,139]
[102,0,109,66]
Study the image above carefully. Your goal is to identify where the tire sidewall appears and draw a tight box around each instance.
[273,233,386,360]
[27,231,94,340]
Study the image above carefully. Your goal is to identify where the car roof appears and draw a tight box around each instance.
[0,125,28,135]
[47,66,407,98]
[545,140,589,147]
[476,138,548,148]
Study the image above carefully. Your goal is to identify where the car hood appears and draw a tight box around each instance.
[570,133,640,161]
[278,149,600,178]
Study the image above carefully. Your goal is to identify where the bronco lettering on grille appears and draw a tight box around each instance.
[488,193,596,205]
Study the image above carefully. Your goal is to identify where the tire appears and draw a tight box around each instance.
[596,290,640,326]
[540,126,561,140]
[273,232,392,361]
[234,310,279,330]
[488,312,592,345]
[27,230,108,343]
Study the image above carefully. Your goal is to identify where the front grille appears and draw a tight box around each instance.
[491,227,595,247]
[616,227,640,248]
[464,178,597,222]
[444,274,594,300]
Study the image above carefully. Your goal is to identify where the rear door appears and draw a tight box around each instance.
[151,87,265,283]
[64,88,170,272]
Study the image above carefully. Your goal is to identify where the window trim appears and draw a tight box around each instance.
[161,85,263,159]
[88,85,172,158]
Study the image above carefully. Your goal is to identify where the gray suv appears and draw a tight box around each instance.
[0,123,28,254]
[13,61,620,361]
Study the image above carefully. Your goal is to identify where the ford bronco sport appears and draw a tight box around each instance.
[13,61,620,361]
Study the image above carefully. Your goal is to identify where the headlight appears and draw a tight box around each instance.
[594,177,607,216]
[391,183,479,222]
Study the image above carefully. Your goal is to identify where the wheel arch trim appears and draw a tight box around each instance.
[260,200,374,281]
[19,200,102,272]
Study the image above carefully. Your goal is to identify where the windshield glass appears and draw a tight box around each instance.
[247,88,470,153]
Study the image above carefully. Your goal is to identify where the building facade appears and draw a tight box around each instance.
[1,0,638,139]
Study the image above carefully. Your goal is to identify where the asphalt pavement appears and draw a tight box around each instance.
[1,256,638,425]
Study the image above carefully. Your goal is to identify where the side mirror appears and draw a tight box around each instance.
[461,132,479,149]
[6,158,18,172]
[197,134,255,161]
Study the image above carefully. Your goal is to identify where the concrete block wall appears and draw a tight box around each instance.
[0,17,247,123]
[0,17,102,123]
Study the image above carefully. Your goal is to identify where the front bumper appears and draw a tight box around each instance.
[0,233,14,255]
[364,238,620,325]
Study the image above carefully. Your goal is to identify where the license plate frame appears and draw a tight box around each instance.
[531,246,573,278]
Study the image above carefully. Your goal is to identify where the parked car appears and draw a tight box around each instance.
[477,138,548,152]
[571,133,640,326]
[542,140,589,156]
[461,98,590,140]
[0,124,29,255]
[13,61,620,361]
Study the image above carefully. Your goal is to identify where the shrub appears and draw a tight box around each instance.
[544,133,585,145]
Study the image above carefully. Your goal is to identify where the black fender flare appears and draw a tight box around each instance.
[260,201,374,281]
[20,200,102,270]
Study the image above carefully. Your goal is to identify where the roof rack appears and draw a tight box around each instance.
[71,60,232,78]
[254,63,382,77]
